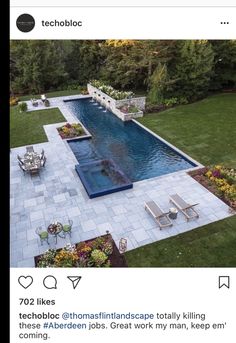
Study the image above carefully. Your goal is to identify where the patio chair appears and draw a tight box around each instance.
[40,155,46,167]
[35,227,49,245]
[39,149,45,160]
[17,154,24,165]
[31,98,38,107]
[18,162,27,173]
[26,146,34,153]
[145,201,173,229]
[30,167,40,175]
[62,219,73,237]
[169,194,199,221]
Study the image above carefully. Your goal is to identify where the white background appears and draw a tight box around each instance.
[11,268,235,342]
[11,7,235,39]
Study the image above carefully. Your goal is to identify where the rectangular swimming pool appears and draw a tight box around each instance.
[66,98,196,182]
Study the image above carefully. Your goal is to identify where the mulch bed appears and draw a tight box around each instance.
[188,167,235,210]
[34,234,127,267]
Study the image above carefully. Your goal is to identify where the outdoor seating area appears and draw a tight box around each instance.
[35,220,73,245]
[145,194,199,229]
[17,146,46,175]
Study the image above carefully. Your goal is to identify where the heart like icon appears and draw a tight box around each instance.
[18,275,33,289]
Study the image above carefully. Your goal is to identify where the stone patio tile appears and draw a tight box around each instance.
[17,258,35,268]
[27,229,39,241]
[140,218,156,230]
[53,193,67,203]
[10,177,21,184]
[66,206,81,217]
[81,219,96,232]
[80,230,100,242]
[92,203,107,214]
[127,213,141,223]
[96,222,113,235]
[17,231,27,241]
[23,244,40,259]
[35,184,46,192]
[132,228,150,242]
[112,205,127,215]
[137,238,153,247]
[68,189,78,197]
[113,214,127,223]
[30,210,44,221]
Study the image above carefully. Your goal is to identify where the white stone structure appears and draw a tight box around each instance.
[87,83,145,121]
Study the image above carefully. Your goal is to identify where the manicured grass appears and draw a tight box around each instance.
[125,216,236,267]
[19,89,83,101]
[10,106,65,148]
[126,93,236,267]
[139,93,236,168]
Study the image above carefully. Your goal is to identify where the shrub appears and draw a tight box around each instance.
[90,80,134,100]
[90,249,108,267]
[37,249,57,268]
[18,102,28,112]
[10,96,19,106]
[44,99,50,107]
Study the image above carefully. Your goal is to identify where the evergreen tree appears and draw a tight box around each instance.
[210,40,236,90]
[167,40,215,101]
[10,41,68,94]
[65,40,103,85]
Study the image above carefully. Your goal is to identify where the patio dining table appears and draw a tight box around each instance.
[47,222,64,244]
[23,152,41,172]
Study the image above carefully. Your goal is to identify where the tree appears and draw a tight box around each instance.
[100,40,176,90]
[210,40,236,90]
[10,41,68,94]
[167,40,215,101]
[65,40,104,85]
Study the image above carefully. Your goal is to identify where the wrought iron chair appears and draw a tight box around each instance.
[62,219,73,238]
[39,149,45,160]
[18,162,27,173]
[17,155,24,165]
[26,146,34,153]
[35,226,49,245]
[40,155,46,167]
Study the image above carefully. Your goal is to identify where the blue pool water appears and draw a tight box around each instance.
[66,98,196,182]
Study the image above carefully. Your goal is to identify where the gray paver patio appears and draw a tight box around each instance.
[10,95,234,267]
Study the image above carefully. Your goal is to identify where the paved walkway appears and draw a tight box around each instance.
[10,96,233,267]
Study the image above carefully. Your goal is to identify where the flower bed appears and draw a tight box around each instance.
[118,104,140,114]
[57,122,85,139]
[90,80,134,100]
[189,165,236,210]
[34,234,127,267]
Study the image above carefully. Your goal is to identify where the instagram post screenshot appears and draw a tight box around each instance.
[10,1,236,342]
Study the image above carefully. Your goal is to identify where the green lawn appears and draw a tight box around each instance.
[19,89,83,101]
[126,93,236,267]
[139,93,236,167]
[125,216,236,267]
[10,106,65,148]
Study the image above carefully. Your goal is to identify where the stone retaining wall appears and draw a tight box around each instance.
[87,83,145,121]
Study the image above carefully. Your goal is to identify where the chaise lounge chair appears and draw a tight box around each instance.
[169,194,199,221]
[145,201,173,229]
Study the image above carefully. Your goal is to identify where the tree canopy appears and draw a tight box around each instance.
[10,40,236,104]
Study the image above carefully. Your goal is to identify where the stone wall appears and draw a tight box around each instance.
[87,83,145,121]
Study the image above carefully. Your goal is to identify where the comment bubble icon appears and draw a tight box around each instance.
[43,275,57,290]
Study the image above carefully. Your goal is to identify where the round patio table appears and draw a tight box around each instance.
[47,222,64,244]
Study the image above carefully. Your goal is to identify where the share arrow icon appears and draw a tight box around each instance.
[67,276,82,289]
